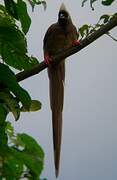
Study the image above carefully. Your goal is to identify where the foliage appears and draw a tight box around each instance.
[79,0,117,40]
[1,122,44,179]
[79,13,117,39]
[0,0,46,179]
[82,0,115,10]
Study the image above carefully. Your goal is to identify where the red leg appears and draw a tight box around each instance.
[72,40,81,46]
[44,53,52,65]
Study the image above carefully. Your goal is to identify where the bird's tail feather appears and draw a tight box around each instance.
[48,61,65,177]
[52,111,62,177]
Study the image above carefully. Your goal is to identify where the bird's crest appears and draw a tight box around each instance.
[60,3,67,12]
[59,3,72,21]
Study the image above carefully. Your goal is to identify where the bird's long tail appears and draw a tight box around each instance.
[48,61,65,177]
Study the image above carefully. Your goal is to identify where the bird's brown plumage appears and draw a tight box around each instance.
[43,4,78,177]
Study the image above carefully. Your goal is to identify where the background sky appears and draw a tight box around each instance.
[9,1,117,180]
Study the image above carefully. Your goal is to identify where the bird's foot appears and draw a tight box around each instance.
[72,40,81,46]
[44,54,52,65]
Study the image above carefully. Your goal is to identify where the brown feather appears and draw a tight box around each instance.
[48,62,64,177]
[43,6,78,177]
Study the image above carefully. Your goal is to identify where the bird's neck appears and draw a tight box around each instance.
[59,21,74,35]
[58,21,69,31]
[59,20,67,27]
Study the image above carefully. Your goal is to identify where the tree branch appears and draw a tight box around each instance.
[16,15,117,82]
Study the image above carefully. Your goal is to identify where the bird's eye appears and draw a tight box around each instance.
[60,13,65,18]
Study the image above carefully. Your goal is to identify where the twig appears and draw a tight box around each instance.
[16,15,117,82]
[106,32,117,41]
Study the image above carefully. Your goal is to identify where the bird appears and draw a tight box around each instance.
[43,3,80,177]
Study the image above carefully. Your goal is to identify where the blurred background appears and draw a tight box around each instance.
[9,1,116,179]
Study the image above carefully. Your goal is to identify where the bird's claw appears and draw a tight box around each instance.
[44,54,52,65]
[72,40,81,46]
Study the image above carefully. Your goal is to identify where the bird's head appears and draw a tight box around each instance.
[58,3,71,26]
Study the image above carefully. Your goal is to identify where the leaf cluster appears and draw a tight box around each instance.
[80,0,117,39]
[82,0,115,10]
[0,2,39,70]
[79,11,117,41]
[0,122,45,179]
[0,0,46,179]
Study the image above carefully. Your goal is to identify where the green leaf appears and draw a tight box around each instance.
[0,132,44,178]
[15,88,31,111]
[21,100,42,112]
[102,0,115,5]
[4,0,19,19]
[1,43,38,70]
[5,121,14,139]
[100,14,110,23]
[82,0,115,7]
[0,10,16,28]
[0,105,6,120]
[0,4,39,70]
[12,133,44,177]
[3,152,23,179]
[0,106,8,144]
[82,0,97,9]
[29,100,42,111]
[27,0,47,11]
[33,0,46,7]
[0,92,20,121]
[0,104,7,125]
[18,150,43,177]
[0,4,7,13]
[27,0,46,11]
[17,133,44,159]
[0,26,27,53]
[5,122,25,148]
[79,24,89,38]
[17,0,31,34]
[0,63,31,110]
[0,146,23,179]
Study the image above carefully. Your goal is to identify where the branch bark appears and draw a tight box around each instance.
[16,15,117,82]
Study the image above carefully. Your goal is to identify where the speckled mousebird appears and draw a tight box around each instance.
[43,3,80,177]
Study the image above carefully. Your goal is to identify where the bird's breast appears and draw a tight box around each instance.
[47,29,73,56]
